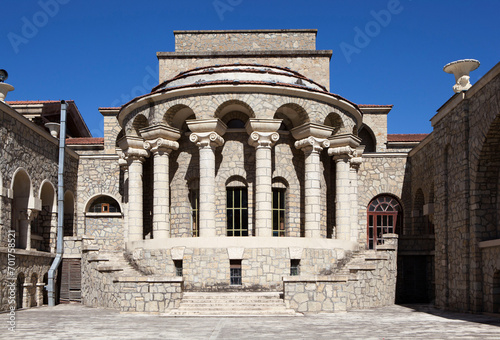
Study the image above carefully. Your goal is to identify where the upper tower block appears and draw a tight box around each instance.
[157,29,332,90]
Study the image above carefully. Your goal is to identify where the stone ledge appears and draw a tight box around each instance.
[97,265,123,272]
[157,50,333,59]
[348,264,377,271]
[479,238,500,249]
[113,276,183,283]
[376,244,397,251]
[82,245,100,252]
[363,253,389,261]
[283,275,349,283]
[0,247,56,258]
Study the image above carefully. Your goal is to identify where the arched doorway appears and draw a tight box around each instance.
[11,169,33,249]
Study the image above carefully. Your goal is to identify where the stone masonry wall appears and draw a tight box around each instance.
[0,249,55,311]
[174,30,317,52]
[481,244,500,313]
[129,247,344,291]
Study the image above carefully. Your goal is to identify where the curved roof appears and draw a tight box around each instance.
[152,63,328,93]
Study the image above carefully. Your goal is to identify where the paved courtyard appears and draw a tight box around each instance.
[1,303,499,339]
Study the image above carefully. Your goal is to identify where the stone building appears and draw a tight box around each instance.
[0,29,498,315]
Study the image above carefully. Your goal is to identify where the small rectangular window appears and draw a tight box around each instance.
[101,203,109,213]
[290,259,300,276]
[174,260,183,277]
[230,260,242,285]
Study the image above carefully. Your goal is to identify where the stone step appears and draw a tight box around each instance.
[166,309,298,316]
[179,301,287,307]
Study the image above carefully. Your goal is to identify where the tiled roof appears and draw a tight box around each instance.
[66,137,104,145]
[387,134,429,142]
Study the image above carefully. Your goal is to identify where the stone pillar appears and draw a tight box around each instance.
[291,123,333,239]
[349,152,363,242]
[330,148,352,241]
[246,119,282,237]
[118,152,129,242]
[295,137,330,238]
[187,119,227,237]
[118,136,149,245]
[22,283,32,308]
[36,283,44,306]
[19,209,37,250]
[127,156,146,242]
[144,138,179,240]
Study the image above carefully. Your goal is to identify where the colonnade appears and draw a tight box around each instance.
[119,118,363,243]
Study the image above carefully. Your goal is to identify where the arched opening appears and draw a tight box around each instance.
[11,169,33,249]
[274,103,309,130]
[164,104,196,131]
[358,125,376,153]
[324,112,343,135]
[131,114,148,137]
[43,273,48,305]
[16,273,25,309]
[215,100,254,121]
[63,191,75,237]
[87,195,122,213]
[37,181,56,252]
[30,273,38,307]
[188,178,200,237]
[367,195,402,249]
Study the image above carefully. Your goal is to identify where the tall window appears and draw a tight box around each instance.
[272,188,286,237]
[367,196,402,249]
[189,189,199,237]
[227,188,248,236]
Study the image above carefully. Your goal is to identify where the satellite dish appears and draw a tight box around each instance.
[0,69,8,83]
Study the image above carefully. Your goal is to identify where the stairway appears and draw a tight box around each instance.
[166,292,298,316]
[89,250,146,277]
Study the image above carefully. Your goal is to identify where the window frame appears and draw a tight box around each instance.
[272,188,286,237]
[367,196,402,249]
[226,187,248,237]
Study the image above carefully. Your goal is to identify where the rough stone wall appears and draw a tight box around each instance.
[481,245,500,313]
[103,114,121,154]
[81,251,120,309]
[117,279,182,313]
[159,57,331,91]
[84,217,124,250]
[0,106,79,248]
[129,247,343,291]
[284,279,348,313]
[361,113,388,152]
[75,157,121,237]
[174,31,317,52]
[357,155,409,246]
[0,249,55,311]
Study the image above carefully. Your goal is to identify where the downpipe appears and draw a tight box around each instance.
[47,100,67,306]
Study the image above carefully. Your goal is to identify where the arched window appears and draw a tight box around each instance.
[226,119,245,129]
[367,195,402,249]
[272,188,286,237]
[88,196,121,213]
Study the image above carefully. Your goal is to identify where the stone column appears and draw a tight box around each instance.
[19,209,37,250]
[127,156,146,242]
[22,283,32,308]
[295,137,330,238]
[246,119,282,237]
[291,123,333,239]
[329,146,353,241]
[118,136,149,245]
[349,152,363,242]
[36,283,44,306]
[187,119,227,238]
[144,138,179,240]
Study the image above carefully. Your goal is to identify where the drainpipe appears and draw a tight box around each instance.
[47,100,67,306]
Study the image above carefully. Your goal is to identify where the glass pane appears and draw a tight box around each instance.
[235,210,241,229]
[369,215,373,227]
[273,190,278,209]
[242,189,248,207]
[227,210,233,230]
[369,227,373,238]
[377,215,381,226]
[279,191,285,209]
[227,189,233,208]
[383,215,388,227]
[389,215,393,227]
[235,189,241,207]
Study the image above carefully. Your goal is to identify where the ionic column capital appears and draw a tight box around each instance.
[144,138,179,155]
[328,146,354,160]
[248,131,280,149]
[189,132,224,149]
[295,136,330,154]
[20,209,38,222]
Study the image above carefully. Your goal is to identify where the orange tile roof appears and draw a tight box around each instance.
[66,137,104,145]
[387,134,429,142]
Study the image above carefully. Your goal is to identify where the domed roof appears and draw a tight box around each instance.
[152,63,328,93]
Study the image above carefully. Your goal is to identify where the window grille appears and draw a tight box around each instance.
[290,259,300,276]
[226,188,248,237]
[230,260,242,285]
[174,260,183,277]
[272,188,286,237]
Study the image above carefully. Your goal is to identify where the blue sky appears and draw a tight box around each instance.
[1,0,499,136]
